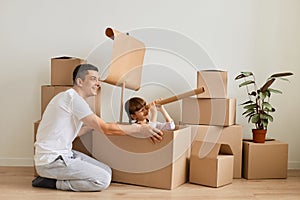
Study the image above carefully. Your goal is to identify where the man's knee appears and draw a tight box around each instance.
[90,172,112,191]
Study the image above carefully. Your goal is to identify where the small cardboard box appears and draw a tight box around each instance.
[33,120,94,177]
[51,56,86,86]
[190,142,234,187]
[242,140,288,179]
[182,98,236,126]
[197,70,228,98]
[92,126,191,190]
[41,85,100,117]
[186,124,243,178]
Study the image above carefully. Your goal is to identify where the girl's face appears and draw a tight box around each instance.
[131,106,149,123]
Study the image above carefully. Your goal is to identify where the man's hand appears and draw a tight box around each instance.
[130,124,163,144]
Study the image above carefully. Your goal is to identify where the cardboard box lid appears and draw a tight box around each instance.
[103,28,145,91]
[51,56,83,62]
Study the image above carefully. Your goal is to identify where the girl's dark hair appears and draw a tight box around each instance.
[124,97,146,123]
[73,64,98,85]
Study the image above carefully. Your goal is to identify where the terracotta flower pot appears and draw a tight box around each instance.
[252,129,267,143]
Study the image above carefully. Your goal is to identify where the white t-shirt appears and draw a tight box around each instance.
[149,121,175,131]
[34,89,93,166]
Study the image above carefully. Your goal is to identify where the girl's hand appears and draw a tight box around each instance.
[148,101,156,112]
[154,98,164,112]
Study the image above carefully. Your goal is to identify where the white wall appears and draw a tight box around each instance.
[0,0,299,168]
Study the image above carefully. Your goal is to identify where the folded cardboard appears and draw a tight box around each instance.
[104,28,145,91]
[190,142,234,187]
[33,120,93,177]
[51,56,86,86]
[243,140,288,179]
[92,126,191,190]
[185,124,242,178]
[41,85,100,117]
[197,70,228,98]
[182,98,236,126]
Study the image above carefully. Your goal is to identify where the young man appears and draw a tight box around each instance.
[32,64,163,192]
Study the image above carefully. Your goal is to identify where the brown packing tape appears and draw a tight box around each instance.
[103,27,145,91]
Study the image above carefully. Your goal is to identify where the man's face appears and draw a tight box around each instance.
[81,70,100,97]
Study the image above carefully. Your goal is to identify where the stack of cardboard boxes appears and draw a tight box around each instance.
[33,56,100,176]
[181,70,243,187]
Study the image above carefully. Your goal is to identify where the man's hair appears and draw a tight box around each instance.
[73,64,98,85]
[124,97,146,122]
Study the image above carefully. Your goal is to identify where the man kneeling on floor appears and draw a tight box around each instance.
[32,64,163,192]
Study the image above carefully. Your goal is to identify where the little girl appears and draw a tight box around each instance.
[124,97,175,131]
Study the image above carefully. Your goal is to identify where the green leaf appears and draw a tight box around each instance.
[270,72,293,78]
[260,113,268,119]
[239,80,255,87]
[242,109,255,115]
[240,100,253,105]
[262,102,272,109]
[251,114,260,123]
[243,104,257,110]
[268,88,282,94]
[264,107,276,112]
[245,112,255,118]
[235,72,253,80]
[259,91,267,100]
[266,114,273,122]
[242,72,253,76]
[266,90,271,97]
[279,77,290,82]
[262,119,268,128]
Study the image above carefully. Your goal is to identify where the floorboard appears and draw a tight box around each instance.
[0,167,299,200]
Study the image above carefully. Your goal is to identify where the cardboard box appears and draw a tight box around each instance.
[185,124,242,178]
[182,98,236,126]
[51,56,86,86]
[92,126,191,190]
[190,142,234,187]
[33,120,93,177]
[243,140,288,179]
[197,70,228,98]
[41,85,100,117]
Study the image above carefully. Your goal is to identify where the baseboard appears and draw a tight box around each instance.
[288,161,300,170]
[0,158,300,169]
[0,158,33,166]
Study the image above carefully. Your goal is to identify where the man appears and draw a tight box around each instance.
[32,64,163,192]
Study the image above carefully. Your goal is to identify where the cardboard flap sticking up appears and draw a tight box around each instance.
[103,27,145,91]
[192,142,233,159]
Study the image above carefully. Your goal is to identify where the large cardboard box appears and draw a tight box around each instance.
[242,140,288,179]
[186,124,242,178]
[197,70,228,98]
[190,142,234,187]
[41,85,100,117]
[33,120,94,177]
[182,98,236,126]
[51,56,86,86]
[92,126,191,190]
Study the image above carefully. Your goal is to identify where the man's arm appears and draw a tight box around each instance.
[81,114,163,143]
[77,125,93,137]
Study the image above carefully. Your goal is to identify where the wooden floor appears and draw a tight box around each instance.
[0,167,300,200]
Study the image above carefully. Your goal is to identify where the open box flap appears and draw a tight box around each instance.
[103,27,145,91]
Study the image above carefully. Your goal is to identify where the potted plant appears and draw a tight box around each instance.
[235,71,293,143]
